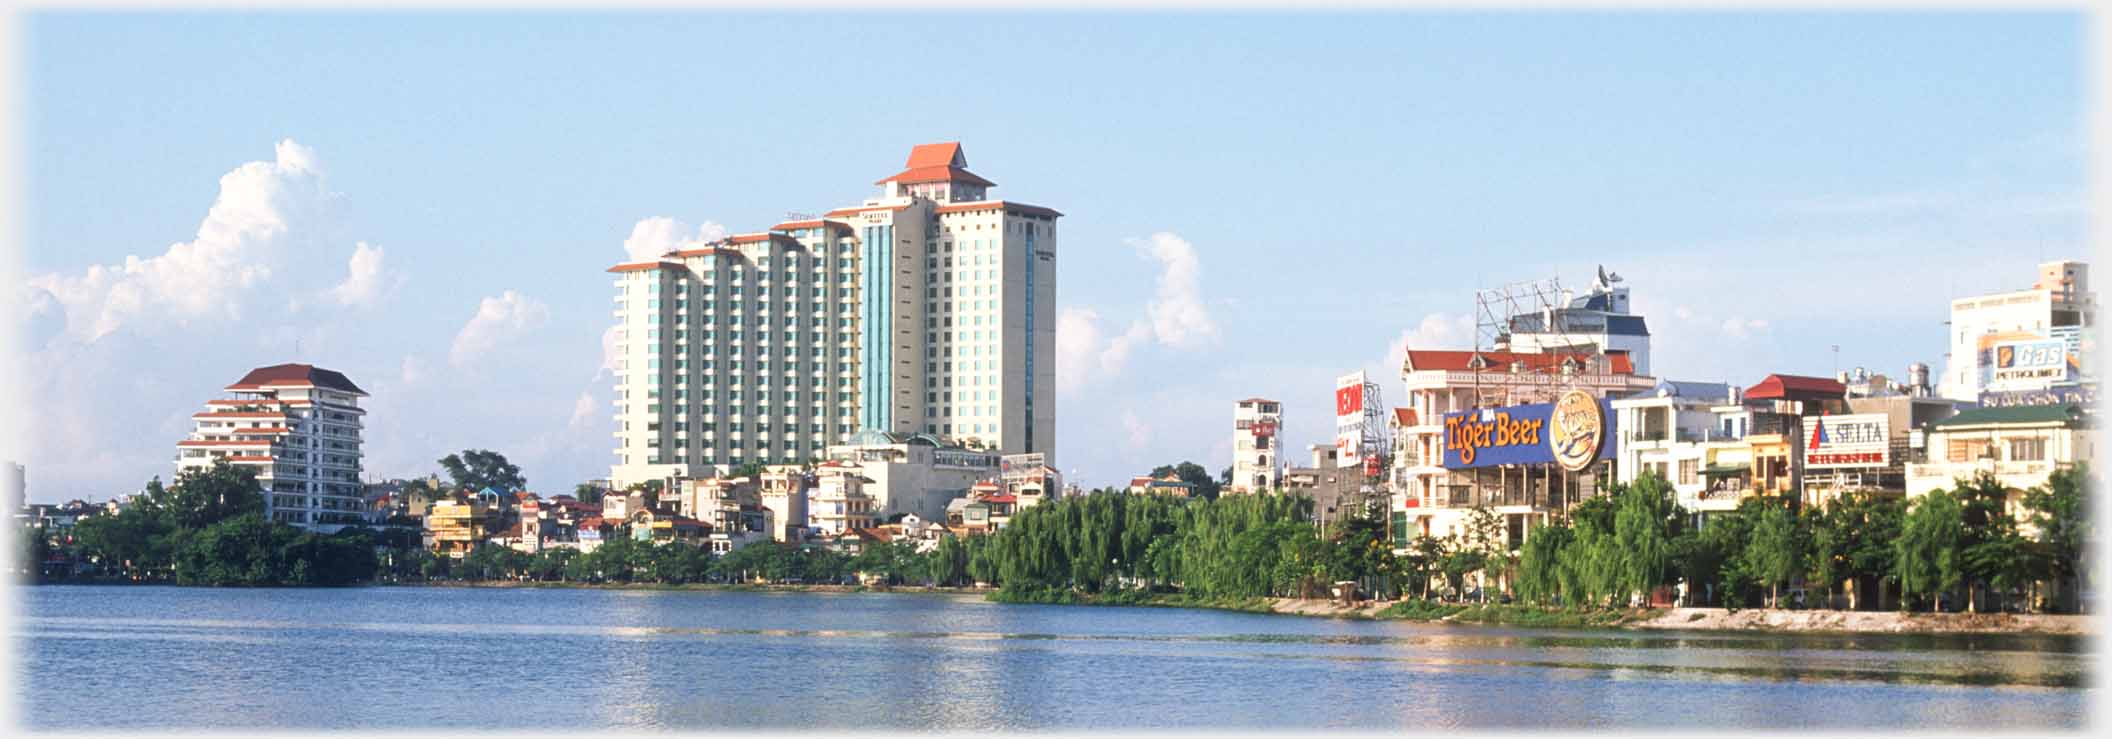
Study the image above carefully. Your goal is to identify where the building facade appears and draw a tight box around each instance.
[1906,405,2092,503]
[824,430,999,522]
[1939,260,2094,403]
[175,363,368,531]
[1391,348,1655,546]
[1231,398,1283,493]
[607,142,1059,487]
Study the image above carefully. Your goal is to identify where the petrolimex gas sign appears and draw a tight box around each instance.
[1441,390,1616,470]
[1804,413,1889,469]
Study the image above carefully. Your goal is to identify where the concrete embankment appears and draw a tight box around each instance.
[1268,598,2091,635]
[1631,607,2090,635]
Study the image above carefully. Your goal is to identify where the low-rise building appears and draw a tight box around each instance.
[427,497,492,558]
[825,431,999,522]
[809,465,878,536]
[1231,398,1283,493]
[1906,404,2092,506]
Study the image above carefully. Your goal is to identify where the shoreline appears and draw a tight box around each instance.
[36,578,2091,635]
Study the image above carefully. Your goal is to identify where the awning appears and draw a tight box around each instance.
[1702,465,1748,477]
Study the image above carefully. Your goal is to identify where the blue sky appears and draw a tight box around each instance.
[17,11,2087,500]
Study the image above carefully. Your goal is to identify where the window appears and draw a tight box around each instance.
[1948,438,1992,462]
[1678,459,1698,486]
[2008,437,2047,462]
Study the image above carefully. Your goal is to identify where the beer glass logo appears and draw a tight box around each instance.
[1548,390,1605,472]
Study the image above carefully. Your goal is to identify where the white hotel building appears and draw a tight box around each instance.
[606,143,1059,487]
[176,363,369,531]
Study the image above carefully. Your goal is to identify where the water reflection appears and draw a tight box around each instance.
[14,586,2091,730]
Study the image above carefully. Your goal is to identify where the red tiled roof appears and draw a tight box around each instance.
[1393,408,1417,426]
[983,494,1017,504]
[177,439,272,447]
[1401,350,1634,375]
[877,165,995,188]
[226,363,367,395]
[607,262,669,274]
[1744,374,1847,401]
[905,142,964,169]
[934,200,1063,219]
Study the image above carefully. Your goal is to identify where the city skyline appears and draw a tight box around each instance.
[13,11,2088,500]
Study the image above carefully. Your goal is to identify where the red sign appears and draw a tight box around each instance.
[1335,385,1361,416]
[1251,420,1277,438]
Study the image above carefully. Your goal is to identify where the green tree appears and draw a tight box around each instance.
[1516,519,1572,605]
[1613,475,1681,606]
[438,449,526,492]
[1149,461,1222,501]
[1896,489,1965,612]
[152,461,266,530]
[572,483,607,505]
[1743,502,1802,608]
[2024,465,2090,613]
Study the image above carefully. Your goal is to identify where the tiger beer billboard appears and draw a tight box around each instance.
[1441,390,1616,470]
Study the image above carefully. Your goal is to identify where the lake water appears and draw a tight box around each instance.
[11,585,2094,730]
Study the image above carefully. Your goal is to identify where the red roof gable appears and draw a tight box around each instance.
[225,363,367,396]
[1393,408,1418,426]
[1744,374,1846,401]
[877,165,995,188]
[905,142,964,169]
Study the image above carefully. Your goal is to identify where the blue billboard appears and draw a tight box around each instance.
[1441,393,1617,470]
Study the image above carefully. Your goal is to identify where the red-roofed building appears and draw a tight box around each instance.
[1390,280,1659,551]
[605,141,1061,489]
[178,363,370,532]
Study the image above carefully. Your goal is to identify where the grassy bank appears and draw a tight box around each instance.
[988,588,1278,614]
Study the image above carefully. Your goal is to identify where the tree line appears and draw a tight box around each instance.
[46,461,380,586]
[1508,467,2089,613]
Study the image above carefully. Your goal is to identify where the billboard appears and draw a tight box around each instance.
[1335,371,1368,468]
[1249,419,1278,438]
[1979,330,2083,392]
[1979,383,2098,411]
[1000,453,1047,480]
[1441,394,1617,470]
[1804,413,1889,469]
[1334,372,1366,425]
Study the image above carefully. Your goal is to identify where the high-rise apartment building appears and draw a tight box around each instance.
[1230,398,1282,493]
[607,142,1059,487]
[176,363,368,531]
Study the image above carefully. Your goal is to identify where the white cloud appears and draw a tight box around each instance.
[1382,312,1476,374]
[1129,232,1215,347]
[327,241,393,307]
[1056,231,1217,393]
[599,326,622,375]
[568,391,598,431]
[400,355,427,385]
[622,216,729,263]
[1120,410,1152,449]
[27,138,343,341]
[1720,318,1771,339]
[1055,307,1105,391]
[449,290,551,367]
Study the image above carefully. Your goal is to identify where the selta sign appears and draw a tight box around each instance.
[1442,390,1615,470]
